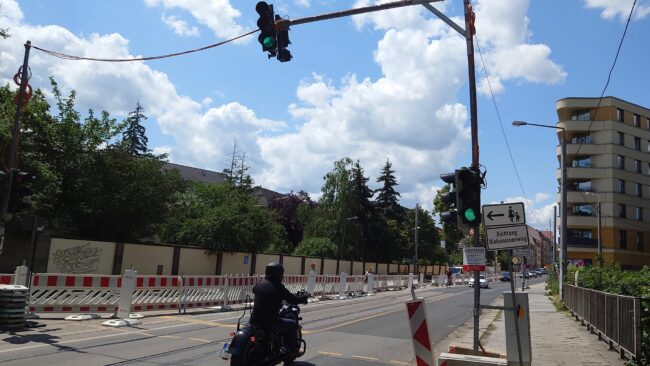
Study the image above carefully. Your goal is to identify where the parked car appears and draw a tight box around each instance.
[500,271,511,282]
[469,274,489,288]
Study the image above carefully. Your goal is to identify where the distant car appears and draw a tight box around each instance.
[517,272,530,279]
[501,271,511,282]
[469,274,489,288]
[529,271,538,278]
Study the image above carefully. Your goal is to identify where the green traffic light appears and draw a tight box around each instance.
[464,208,477,222]
[263,36,275,48]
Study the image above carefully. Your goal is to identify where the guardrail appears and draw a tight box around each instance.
[563,284,641,360]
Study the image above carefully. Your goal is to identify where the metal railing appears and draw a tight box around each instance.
[563,284,641,360]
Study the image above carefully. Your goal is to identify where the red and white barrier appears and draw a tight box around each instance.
[406,298,434,366]
[0,274,14,285]
[181,275,227,311]
[29,274,121,314]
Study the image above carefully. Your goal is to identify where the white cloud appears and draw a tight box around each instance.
[584,0,650,22]
[201,97,213,106]
[535,192,551,203]
[153,145,173,156]
[144,0,244,40]
[161,14,199,37]
[294,0,310,8]
[498,196,555,230]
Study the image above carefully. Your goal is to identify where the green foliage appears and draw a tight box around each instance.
[159,182,283,253]
[375,158,401,219]
[293,237,338,258]
[268,191,314,253]
[572,264,650,365]
[121,101,149,156]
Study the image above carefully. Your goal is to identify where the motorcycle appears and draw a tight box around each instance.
[221,292,308,366]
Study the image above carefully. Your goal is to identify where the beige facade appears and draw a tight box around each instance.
[121,244,174,275]
[178,248,215,275]
[47,238,116,274]
[557,97,650,268]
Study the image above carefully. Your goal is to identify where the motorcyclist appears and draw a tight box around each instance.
[249,262,309,363]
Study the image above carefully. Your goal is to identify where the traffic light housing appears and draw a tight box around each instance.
[275,15,292,62]
[456,167,482,227]
[7,170,35,214]
[439,171,460,226]
[256,2,277,58]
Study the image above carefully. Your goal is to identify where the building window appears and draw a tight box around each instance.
[617,155,625,169]
[617,108,624,122]
[634,114,641,127]
[571,133,592,144]
[572,205,594,216]
[572,156,591,168]
[617,179,625,193]
[635,183,642,197]
[620,230,627,249]
[647,118,650,130]
[636,159,642,173]
[635,137,641,150]
[638,233,645,251]
[635,207,643,221]
[572,180,592,192]
[572,110,591,121]
[619,132,625,145]
[568,229,596,247]
[619,204,627,218]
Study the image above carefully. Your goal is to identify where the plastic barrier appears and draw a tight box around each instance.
[0,274,14,285]
[180,275,227,311]
[29,274,121,314]
[283,275,308,294]
[225,275,260,305]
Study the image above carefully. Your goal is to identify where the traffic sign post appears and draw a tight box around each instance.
[482,202,525,227]
[486,225,530,250]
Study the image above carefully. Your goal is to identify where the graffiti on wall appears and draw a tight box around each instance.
[52,242,102,273]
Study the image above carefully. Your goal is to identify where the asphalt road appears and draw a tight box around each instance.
[0,277,544,365]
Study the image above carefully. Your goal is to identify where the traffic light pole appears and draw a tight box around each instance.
[0,41,31,255]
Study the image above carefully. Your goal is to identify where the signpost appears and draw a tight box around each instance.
[482,202,525,227]
[486,225,530,250]
[462,247,486,272]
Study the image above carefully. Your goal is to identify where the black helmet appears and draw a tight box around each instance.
[265,262,284,282]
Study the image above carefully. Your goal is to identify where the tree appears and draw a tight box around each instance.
[405,206,442,264]
[268,190,314,253]
[0,4,10,39]
[121,101,149,156]
[293,237,338,258]
[223,141,253,191]
[350,160,375,260]
[375,158,402,220]
[159,182,283,253]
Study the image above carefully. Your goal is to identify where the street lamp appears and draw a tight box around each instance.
[512,120,568,301]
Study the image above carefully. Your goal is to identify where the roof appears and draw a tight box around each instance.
[162,162,228,185]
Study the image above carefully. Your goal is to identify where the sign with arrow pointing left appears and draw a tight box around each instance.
[482,202,526,228]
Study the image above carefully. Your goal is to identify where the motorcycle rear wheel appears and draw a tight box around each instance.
[230,341,262,366]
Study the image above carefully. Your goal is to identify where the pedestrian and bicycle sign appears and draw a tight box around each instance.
[482,202,525,227]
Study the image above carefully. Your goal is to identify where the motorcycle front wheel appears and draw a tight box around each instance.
[230,341,262,366]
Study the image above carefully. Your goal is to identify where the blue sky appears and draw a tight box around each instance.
[1,0,649,229]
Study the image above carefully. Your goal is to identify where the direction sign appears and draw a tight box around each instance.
[462,247,486,272]
[513,247,533,258]
[482,202,526,227]
[486,224,530,250]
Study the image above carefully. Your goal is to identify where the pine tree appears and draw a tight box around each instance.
[375,158,401,218]
[122,101,149,156]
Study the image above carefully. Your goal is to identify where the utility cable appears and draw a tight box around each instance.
[32,29,258,62]
[474,34,531,211]
[573,0,637,156]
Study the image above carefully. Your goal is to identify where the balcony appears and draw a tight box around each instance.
[567,237,598,248]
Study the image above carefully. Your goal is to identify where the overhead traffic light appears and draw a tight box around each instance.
[7,170,35,214]
[275,15,292,62]
[439,171,460,226]
[256,2,277,58]
[456,167,482,227]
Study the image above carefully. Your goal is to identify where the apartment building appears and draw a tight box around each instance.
[557,97,650,268]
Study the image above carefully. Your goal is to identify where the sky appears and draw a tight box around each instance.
[1,0,649,230]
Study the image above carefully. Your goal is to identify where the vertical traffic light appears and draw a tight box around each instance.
[456,167,482,227]
[439,171,460,226]
[256,2,277,58]
[275,15,292,62]
[7,170,35,214]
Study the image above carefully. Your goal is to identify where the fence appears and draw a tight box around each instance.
[563,284,642,360]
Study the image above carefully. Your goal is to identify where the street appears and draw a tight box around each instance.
[0,278,543,365]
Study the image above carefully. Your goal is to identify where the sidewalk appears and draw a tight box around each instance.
[434,282,627,365]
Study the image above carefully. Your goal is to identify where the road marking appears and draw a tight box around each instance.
[159,316,237,328]
[390,360,411,365]
[303,290,471,334]
[189,337,210,343]
[318,351,343,356]
[352,355,380,361]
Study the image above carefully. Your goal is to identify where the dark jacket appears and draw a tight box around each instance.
[249,277,308,327]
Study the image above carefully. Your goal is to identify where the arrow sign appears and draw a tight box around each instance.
[486,211,505,221]
[482,202,526,228]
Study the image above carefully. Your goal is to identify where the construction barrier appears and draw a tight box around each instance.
[29,274,122,314]
[406,298,434,366]
[0,274,14,285]
[180,275,228,311]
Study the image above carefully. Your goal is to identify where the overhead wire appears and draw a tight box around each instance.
[473,34,531,211]
[32,29,259,62]
[572,0,637,157]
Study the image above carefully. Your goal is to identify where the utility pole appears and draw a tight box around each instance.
[414,204,419,274]
[0,41,32,255]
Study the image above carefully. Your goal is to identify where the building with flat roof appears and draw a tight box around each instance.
[556,96,650,268]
